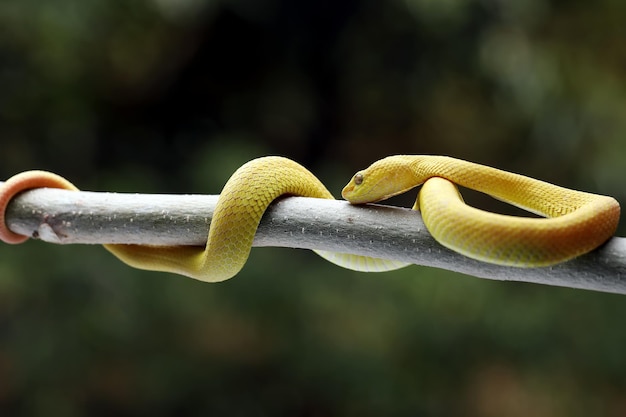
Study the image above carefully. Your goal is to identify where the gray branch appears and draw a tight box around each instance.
[3,185,626,295]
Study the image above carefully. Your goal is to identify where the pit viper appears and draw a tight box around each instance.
[0,156,620,282]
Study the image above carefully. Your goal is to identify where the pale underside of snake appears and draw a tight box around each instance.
[0,156,620,282]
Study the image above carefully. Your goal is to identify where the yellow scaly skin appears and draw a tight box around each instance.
[342,155,620,267]
[0,157,404,282]
[0,155,620,281]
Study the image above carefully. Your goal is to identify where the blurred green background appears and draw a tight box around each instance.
[1,0,625,416]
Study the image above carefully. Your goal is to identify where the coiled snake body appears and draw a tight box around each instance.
[0,156,620,282]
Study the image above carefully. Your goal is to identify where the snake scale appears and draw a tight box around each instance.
[0,156,620,282]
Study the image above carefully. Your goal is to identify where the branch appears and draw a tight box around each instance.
[2,184,626,295]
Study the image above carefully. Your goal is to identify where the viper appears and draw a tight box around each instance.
[0,156,620,282]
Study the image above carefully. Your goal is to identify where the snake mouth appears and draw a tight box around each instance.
[343,174,419,204]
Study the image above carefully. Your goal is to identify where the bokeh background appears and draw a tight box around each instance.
[1,0,626,416]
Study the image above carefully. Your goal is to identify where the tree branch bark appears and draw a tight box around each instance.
[2,184,625,294]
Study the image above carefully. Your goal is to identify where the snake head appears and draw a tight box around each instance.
[341,155,419,204]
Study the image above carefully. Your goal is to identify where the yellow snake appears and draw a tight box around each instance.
[342,155,619,267]
[0,155,620,282]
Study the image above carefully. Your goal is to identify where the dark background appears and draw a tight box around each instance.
[1,0,625,416]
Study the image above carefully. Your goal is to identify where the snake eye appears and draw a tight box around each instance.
[354,173,364,185]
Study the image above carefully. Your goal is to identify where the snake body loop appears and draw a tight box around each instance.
[0,155,620,280]
[0,157,405,282]
[342,155,620,267]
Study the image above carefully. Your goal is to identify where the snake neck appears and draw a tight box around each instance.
[408,155,601,217]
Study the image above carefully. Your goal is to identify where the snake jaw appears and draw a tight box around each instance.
[341,172,362,200]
